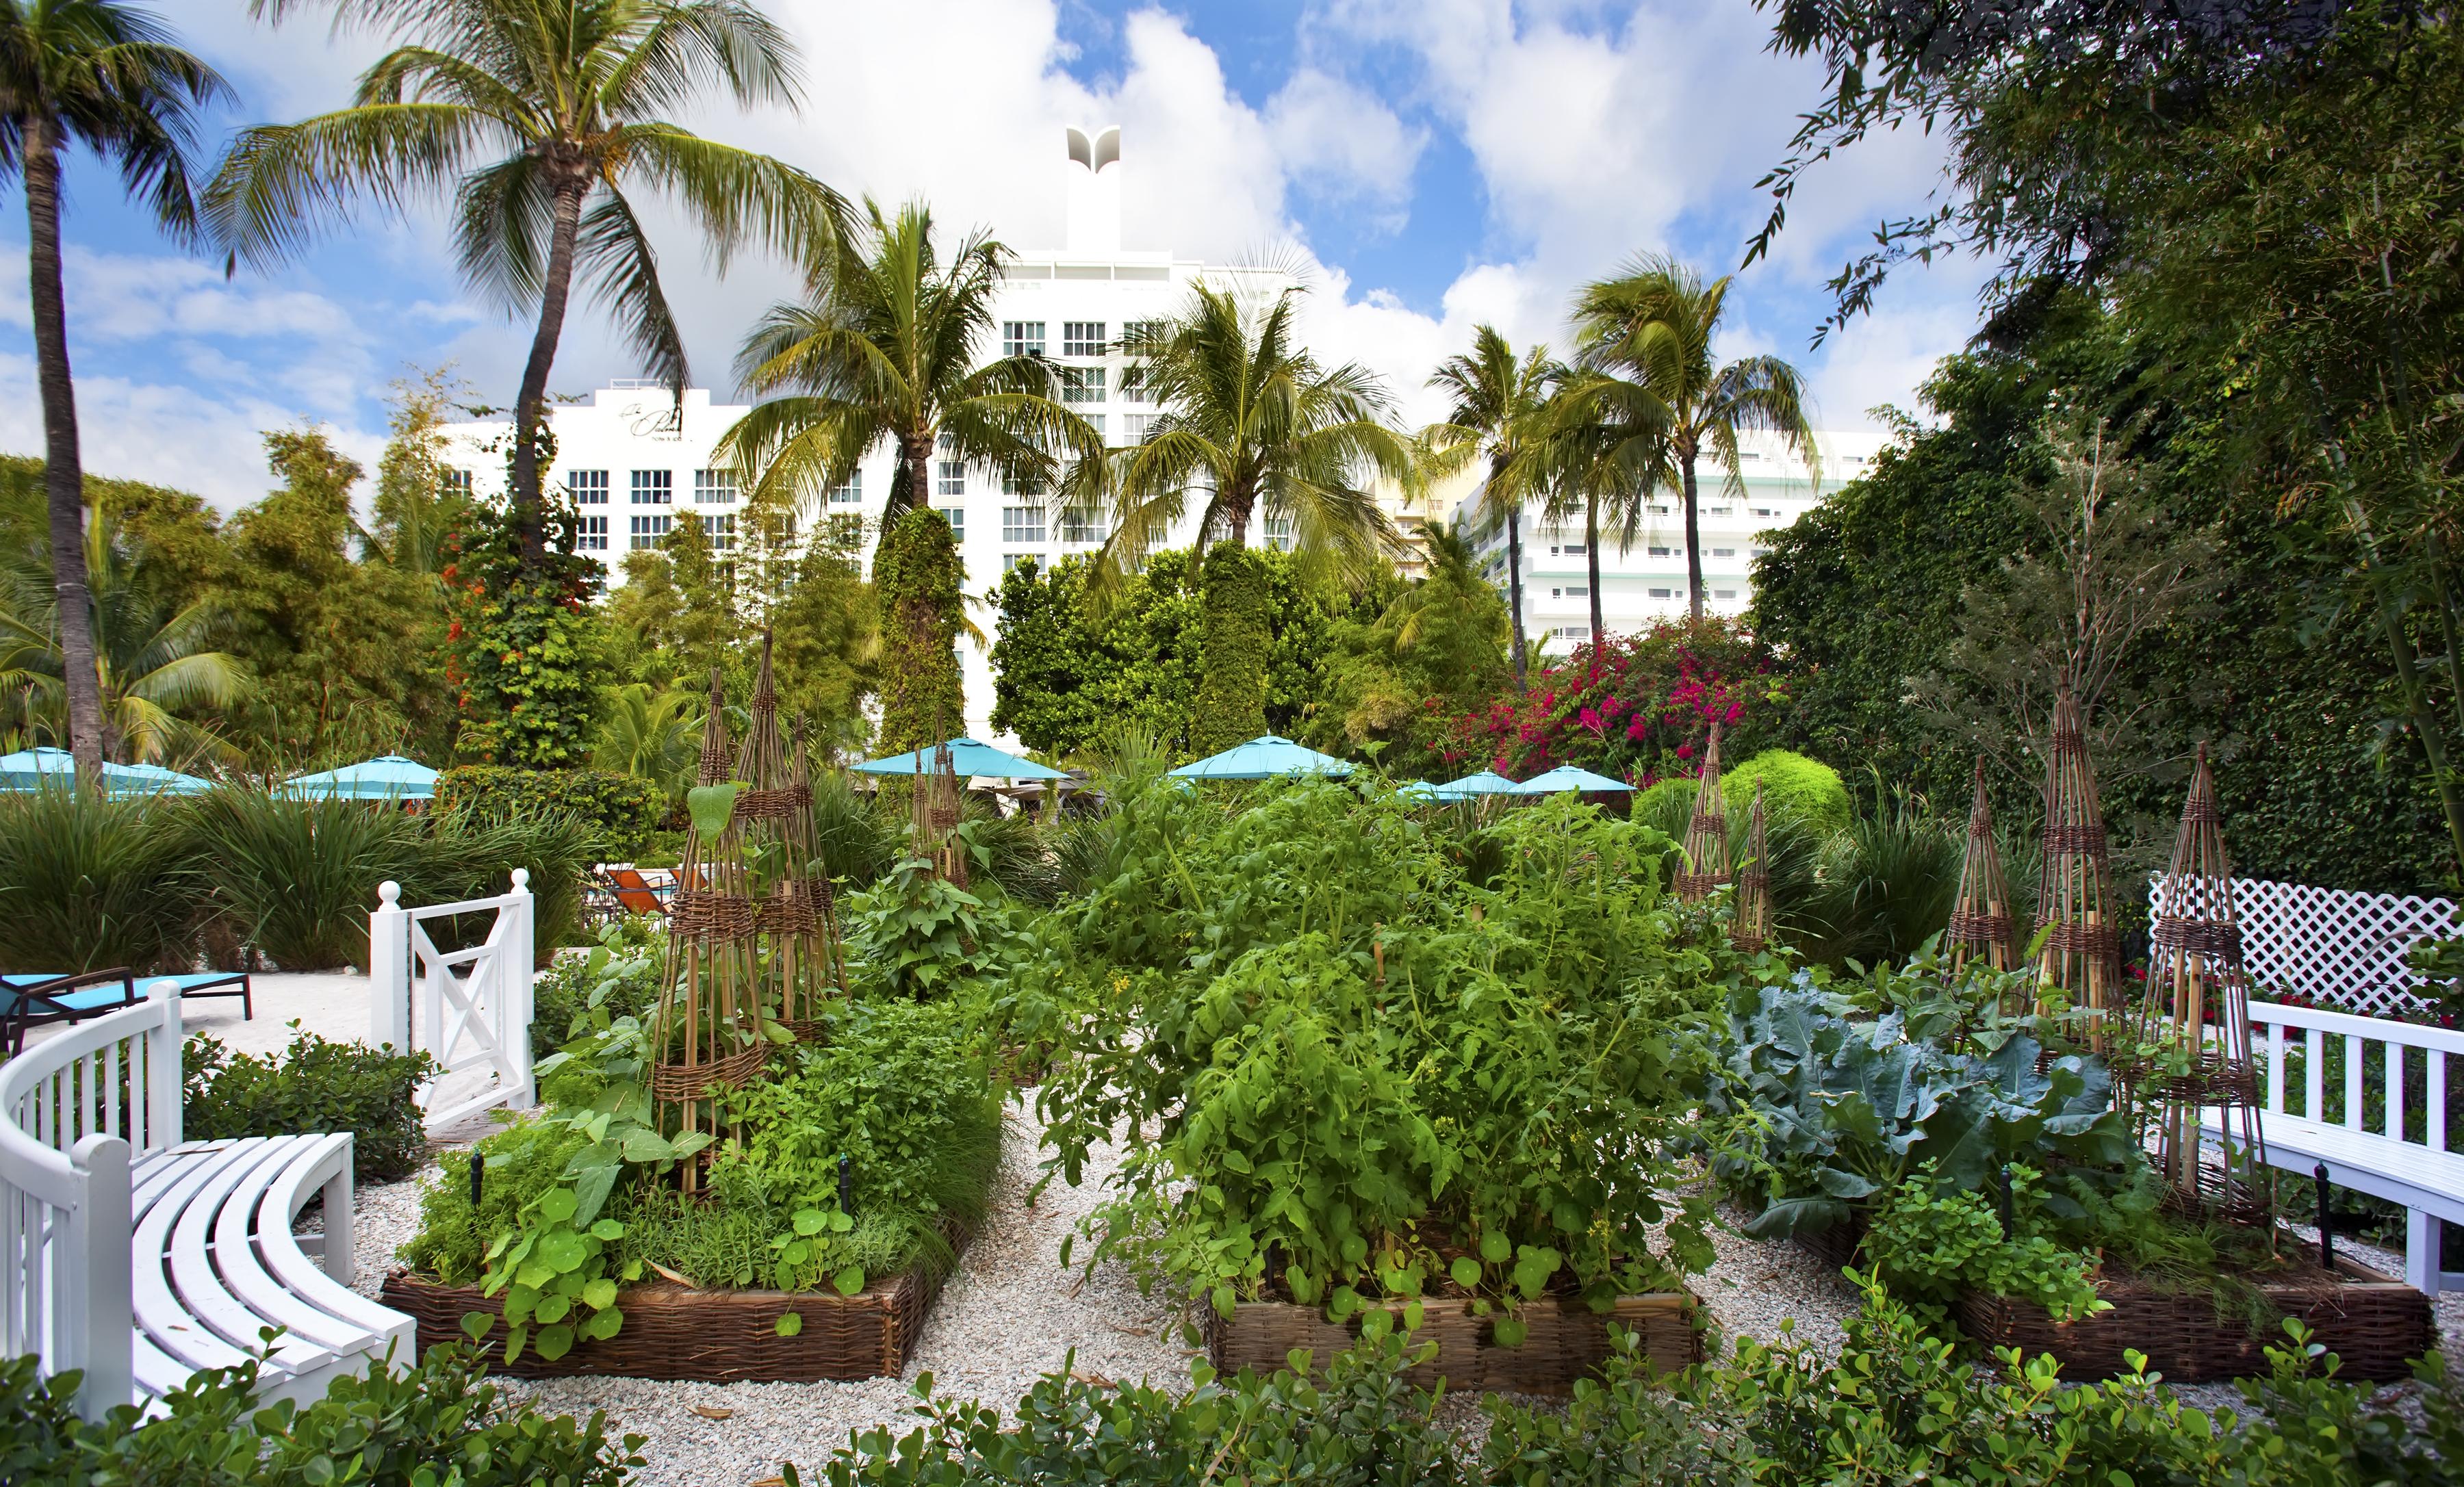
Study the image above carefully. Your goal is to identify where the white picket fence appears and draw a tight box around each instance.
[2148,875,2457,1017]
[368,874,535,1130]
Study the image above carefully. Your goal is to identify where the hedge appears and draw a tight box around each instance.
[434,766,660,858]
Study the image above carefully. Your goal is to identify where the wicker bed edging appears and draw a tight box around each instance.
[381,1221,966,1382]
[1204,1291,1702,1396]
[1957,1253,2435,1384]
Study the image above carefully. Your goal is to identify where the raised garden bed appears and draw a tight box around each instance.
[1793,1219,2434,1383]
[1957,1252,2435,1384]
[381,1221,966,1383]
[1204,1291,1702,1395]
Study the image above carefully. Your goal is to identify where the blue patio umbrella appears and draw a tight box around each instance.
[1431,769,1518,800]
[1506,764,1634,795]
[1394,780,1440,801]
[0,747,212,796]
[854,737,1067,780]
[282,753,439,800]
[1167,735,1352,781]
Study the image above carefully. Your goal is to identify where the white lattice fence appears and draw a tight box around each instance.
[2147,875,2455,1016]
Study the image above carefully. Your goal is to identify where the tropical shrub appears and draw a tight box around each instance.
[0,1344,643,1487]
[0,784,198,974]
[1433,617,1793,784]
[183,1030,439,1183]
[440,495,608,770]
[1040,778,1731,1331]
[1721,748,1849,830]
[530,916,663,1061]
[435,764,660,857]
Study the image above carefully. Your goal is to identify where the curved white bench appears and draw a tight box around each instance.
[1,983,414,1419]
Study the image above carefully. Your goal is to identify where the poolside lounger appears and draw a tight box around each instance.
[3,969,252,1054]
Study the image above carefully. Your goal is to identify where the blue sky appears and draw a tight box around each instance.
[0,1,1984,509]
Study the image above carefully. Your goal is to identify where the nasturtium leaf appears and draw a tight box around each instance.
[782,1240,810,1265]
[1493,1316,1528,1348]
[775,1313,804,1337]
[832,1266,866,1296]
[533,1294,572,1324]
[591,1219,625,1242]
[829,1211,854,1233]
[1478,1231,1511,1263]
[538,1232,588,1274]
[582,1278,618,1310]
[535,1187,578,1225]
[1359,1308,1394,1341]
[582,1306,624,1341]
[793,1209,827,1237]
[533,1324,576,1361]
[1448,1256,1482,1290]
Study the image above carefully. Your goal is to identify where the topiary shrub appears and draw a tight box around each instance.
[875,506,966,755]
[433,765,659,858]
[1191,542,1270,754]
[1724,748,1851,831]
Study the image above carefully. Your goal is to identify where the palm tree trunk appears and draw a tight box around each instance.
[1585,497,1604,648]
[1682,454,1704,622]
[1498,461,1528,687]
[23,121,105,780]
[512,177,590,567]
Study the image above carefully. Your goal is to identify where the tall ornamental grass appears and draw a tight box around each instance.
[0,784,199,974]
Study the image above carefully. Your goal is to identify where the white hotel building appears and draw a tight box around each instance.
[439,127,1886,742]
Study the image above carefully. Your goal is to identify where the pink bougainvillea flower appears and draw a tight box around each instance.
[1626,716,1648,740]
[1578,706,1604,732]
[1725,701,1744,724]
[1677,743,1694,760]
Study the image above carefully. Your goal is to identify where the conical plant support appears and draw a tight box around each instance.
[912,739,968,888]
[1732,778,1771,953]
[730,633,847,1042]
[648,669,766,1188]
[1676,720,1732,903]
[2133,742,2270,1226]
[1947,758,2018,976]
[2033,693,2121,1047]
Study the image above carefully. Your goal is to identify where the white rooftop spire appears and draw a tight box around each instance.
[1062,124,1122,255]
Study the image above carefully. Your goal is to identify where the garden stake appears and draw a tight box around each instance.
[838,1153,854,1220]
[1946,757,2018,979]
[1997,1163,2013,1240]
[2033,691,2122,1048]
[2315,1163,2333,1270]
[471,1152,483,1211]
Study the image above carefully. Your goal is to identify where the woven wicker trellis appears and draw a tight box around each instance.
[648,669,765,1187]
[1946,758,2018,975]
[2033,693,2122,1046]
[1676,720,1732,903]
[1732,779,1771,953]
[2133,742,2270,1224]
[911,739,968,887]
[730,633,847,1043]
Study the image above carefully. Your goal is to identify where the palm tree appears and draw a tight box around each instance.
[0,504,248,764]
[1570,253,1821,621]
[717,198,1100,558]
[0,1,227,780]
[1106,282,1415,747]
[1422,326,1560,688]
[595,680,702,804]
[210,0,845,566]
[1533,380,1650,647]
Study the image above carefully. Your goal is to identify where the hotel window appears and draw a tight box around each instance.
[704,513,736,553]
[1062,320,1106,357]
[1060,507,1103,543]
[1551,585,1589,599]
[1121,318,1165,350]
[1003,553,1038,573]
[827,513,862,547]
[1711,547,1736,558]
[442,467,472,497]
[567,469,609,504]
[1706,504,1732,516]
[1751,506,1779,517]
[1648,545,1673,557]
[936,457,964,497]
[694,469,736,505]
[1552,540,1588,556]
[576,515,608,551]
[1002,506,1045,544]
[1062,365,1106,404]
[1262,514,1294,552]
[1715,589,1738,600]
[630,469,672,504]
[1002,470,1046,497]
[1003,320,1045,358]
[1121,413,1155,442]
[1555,625,1593,643]
[934,506,964,540]
[829,469,861,504]
[1119,363,1151,404]
[628,514,672,549]
[1648,502,1671,515]
[1083,413,1104,437]
[1647,587,1674,599]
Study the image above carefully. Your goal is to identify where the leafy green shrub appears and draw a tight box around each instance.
[531,916,663,1061]
[1042,778,1729,1330]
[0,1339,643,1486]
[435,765,659,858]
[0,784,200,974]
[1865,1166,2107,1330]
[183,1030,439,1184]
[1722,747,1849,831]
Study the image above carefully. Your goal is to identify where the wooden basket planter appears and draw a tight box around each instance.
[381,1223,966,1383]
[1204,1291,1702,1396]
[1958,1252,2435,1384]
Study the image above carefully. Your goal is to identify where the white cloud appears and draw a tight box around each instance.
[1266,68,1428,222]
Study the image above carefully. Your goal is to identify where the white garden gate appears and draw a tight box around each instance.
[368,874,535,1130]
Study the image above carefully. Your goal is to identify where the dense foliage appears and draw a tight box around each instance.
[436,765,660,859]
[440,491,607,769]
[875,508,967,755]
[0,1345,642,1486]
[183,1030,439,1184]
[1039,778,1730,1329]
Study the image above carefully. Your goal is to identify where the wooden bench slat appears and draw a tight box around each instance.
[257,1135,413,1345]
[131,1142,266,1375]
[169,1137,339,1375]
[215,1138,374,1356]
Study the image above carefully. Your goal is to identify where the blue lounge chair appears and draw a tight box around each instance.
[2,968,252,1055]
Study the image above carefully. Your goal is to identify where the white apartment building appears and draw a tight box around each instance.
[437,125,1305,745]
[1459,426,1892,654]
